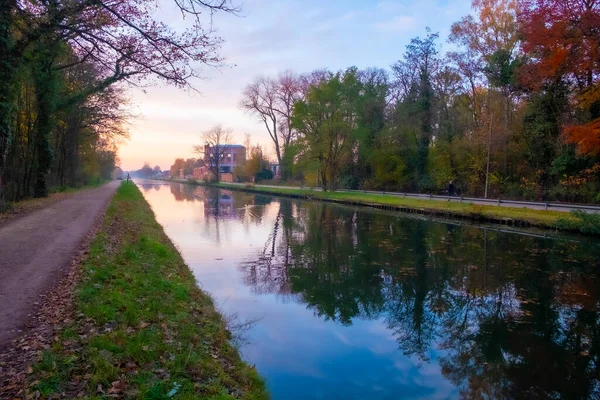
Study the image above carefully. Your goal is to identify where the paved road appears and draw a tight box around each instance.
[223,182,599,213]
[0,181,119,349]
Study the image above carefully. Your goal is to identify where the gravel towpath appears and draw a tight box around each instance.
[0,181,119,349]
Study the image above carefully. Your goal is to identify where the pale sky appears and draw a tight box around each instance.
[118,0,473,171]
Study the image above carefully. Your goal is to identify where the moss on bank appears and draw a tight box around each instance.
[194,181,597,235]
[30,181,267,399]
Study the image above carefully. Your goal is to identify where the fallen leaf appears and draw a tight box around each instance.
[108,380,124,394]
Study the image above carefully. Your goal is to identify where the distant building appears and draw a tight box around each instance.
[193,144,246,182]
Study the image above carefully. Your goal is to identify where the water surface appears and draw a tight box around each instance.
[138,181,600,399]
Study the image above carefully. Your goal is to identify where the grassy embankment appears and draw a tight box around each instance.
[199,181,599,235]
[30,181,267,399]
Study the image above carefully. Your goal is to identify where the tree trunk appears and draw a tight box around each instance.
[484,118,492,199]
[320,167,327,191]
[32,48,57,198]
[33,93,53,197]
[0,0,17,208]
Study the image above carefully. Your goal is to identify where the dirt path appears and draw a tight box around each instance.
[0,181,119,349]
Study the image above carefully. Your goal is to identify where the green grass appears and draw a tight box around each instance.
[555,210,600,235]
[48,178,110,194]
[199,182,598,235]
[29,181,267,399]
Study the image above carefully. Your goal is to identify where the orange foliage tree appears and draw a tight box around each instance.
[519,0,600,155]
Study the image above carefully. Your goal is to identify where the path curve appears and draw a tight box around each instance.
[0,181,119,348]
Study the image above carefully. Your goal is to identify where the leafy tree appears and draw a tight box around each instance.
[170,158,185,178]
[519,0,600,156]
[136,162,154,178]
[391,29,440,189]
[449,0,521,188]
[350,68,389,188]
[292,69,363,190]
[520,83,569,188]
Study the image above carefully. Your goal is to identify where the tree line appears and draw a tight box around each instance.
[242,0,600,202]
[0,0,236,208]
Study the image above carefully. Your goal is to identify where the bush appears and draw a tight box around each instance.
[417,175,437,193]
[555,210,600,235]
[255,169,274,182]
[187,177,198,184]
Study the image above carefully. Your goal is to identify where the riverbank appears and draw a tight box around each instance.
[26,181,267,399]
[178,180,600,235]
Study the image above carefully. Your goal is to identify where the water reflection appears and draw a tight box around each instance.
[142,182,600,399]
[240,197,600,399]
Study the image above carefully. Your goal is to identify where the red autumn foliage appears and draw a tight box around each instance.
[519,0,600,155]
[565,120,600,156]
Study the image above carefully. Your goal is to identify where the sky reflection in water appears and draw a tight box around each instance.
[138,181,600,400]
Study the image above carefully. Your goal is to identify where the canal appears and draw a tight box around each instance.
[138,181,600,400]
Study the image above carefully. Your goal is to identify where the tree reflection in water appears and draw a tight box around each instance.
[238,198,600,399]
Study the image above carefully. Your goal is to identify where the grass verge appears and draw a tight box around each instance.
[48,179,110,194]
[194,181,597,235]
[29,181,267,399]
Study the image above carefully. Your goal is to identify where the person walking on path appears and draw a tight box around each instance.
[447,180,456,196]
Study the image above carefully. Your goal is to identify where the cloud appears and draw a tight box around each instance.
[375,16,416,32]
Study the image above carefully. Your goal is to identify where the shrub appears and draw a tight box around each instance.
[555,210,600,235]
[255,169,274,182]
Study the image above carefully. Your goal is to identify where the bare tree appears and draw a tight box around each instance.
[240,72,303,173]
[276,70,303,147]
[240,77,282,165]
[298,69,333,96]
[0,0,240,202]
[243,133,252,156]
[193,125,232,182]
